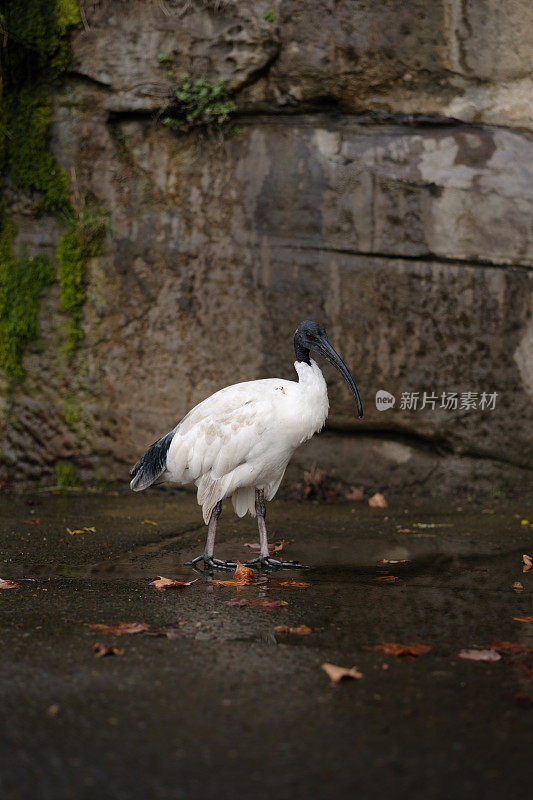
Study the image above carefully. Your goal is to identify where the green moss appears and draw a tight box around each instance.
[63,396,80,430]
[7,85,71,213]
[54,460,81,487]
[57,206,107,353]
[0,216,55,380]
[0,1,80,213]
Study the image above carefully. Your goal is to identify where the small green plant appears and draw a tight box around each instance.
[54,461,81,487]
[263,9,275,23]
[162,73,238,135]
[157,51,174,63]
[57,203,108,354]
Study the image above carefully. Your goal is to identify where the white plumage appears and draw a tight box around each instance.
[130,320,362,570]
[164,360,328,523]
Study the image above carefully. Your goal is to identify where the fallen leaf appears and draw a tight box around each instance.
[375,575,398,582]
[457,648,502,662]
[321,663,363,682]
[513,581,524,592]
[273,624,312,636]
[514,616,533,623]
[364,642,431,657]
[512,692,533,708]
[264,579,311,589]
[521,519,530,526]
[397,528,415,533]
[210,562,256,587]
[85,622,148,635]
[149,576,198,590]
[489,640,533,655]
[413,523,452,529]
[345,486,364,502]
[23,518,41,524]
[93,642,124,657]
[379,559,410,565]
[512,658,533,681]
[226,597,288,609]
[83,526,96,533]
[142,519,158,525]
[523,554,532,573]
[368,493,387,508]
[66,528,86,535]
[0,578,19,589]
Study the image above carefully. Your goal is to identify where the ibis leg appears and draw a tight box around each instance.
[244,489,309,570]
[184,501,237,571]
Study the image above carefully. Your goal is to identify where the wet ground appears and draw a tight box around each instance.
[0,491,532,800]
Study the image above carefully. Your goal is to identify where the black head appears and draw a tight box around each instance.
[294,320,363,419]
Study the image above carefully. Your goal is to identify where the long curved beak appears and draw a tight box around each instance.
[315,340,364,419]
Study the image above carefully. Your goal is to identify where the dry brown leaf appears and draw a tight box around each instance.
[379,559,410,565]
[514,616,533,623]
[512,658,533,681]
[273,624,312,636]
[149,576,197,590]
[226,597,288,609]
[210,562,256,587]
[0,578,19,589]
[369,493,387,508]
[364,642,431,657]
[457,648,502,662]
[523,554,532,573]
[264,578,311,590]
[321,663,363,682]
[142,519,158,525]
[397,528,415,534]
[513,692,533,707]
[513,581,524,592]
[23,518,41,524]
[345,486,364,502]
[489,640,533,655]
[85,622,148,635]
[93,642,124,657]
[375,575,398,582]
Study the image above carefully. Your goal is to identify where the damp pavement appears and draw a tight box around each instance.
[0,491,532,800]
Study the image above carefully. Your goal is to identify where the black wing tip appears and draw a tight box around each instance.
[128,429,176,492]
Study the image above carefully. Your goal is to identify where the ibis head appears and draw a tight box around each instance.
[294,320,363,419]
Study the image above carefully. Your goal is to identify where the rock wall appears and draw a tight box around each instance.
[1,0,532,495]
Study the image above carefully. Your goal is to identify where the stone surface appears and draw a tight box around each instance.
[1,0,532,493]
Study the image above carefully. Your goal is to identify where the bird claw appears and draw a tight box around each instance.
[243,556,309,570]
[184,555,238,572]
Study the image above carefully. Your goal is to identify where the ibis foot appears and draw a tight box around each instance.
[244,556,309,570]
[184,554,238,571]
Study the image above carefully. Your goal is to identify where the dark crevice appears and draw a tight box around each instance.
[271,242,533,272]
[67,70,113,89]
[107,109,160,124]
[234,40,282,93]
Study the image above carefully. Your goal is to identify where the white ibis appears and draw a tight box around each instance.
[130,320,363,570]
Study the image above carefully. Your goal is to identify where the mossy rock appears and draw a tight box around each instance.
[54,460,81,487]
[0,216,55,380]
